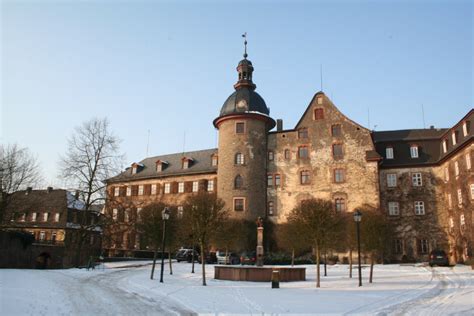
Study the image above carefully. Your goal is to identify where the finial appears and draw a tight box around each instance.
[242,32,248,59]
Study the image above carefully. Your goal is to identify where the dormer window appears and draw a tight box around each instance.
[410,145,419,158]
[386,147,394,159]
[131,163,143,175]
[442,139,448,153]
[156,160,168,172]
[182,157,194,169]
[132,166,137,174]
[452,131,458,145]
[211,154,218,166]
[463,121,470,136]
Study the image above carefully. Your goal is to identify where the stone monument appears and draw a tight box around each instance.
[256,217,264,267]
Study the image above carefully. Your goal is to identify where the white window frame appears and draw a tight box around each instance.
[419,239,429,254]
[460,214,466,226]
[414,201,425,215]
[31,212,37,222]
[410,145,419,158]
[114,187,120,197]
[183,160,189,169]
[54,213,60,222]
[164,183,171,194]
[445,167,450,182]
[126,186,131,196]
[39,231,45,241]
[235,153,245,165]
[466,153,471,170]
[138,185,144,196]
[470,184,474,199]
[43,212,49,222]
[387,174,397,187]
[463,122,468,136]
[388,202,400,216]
[457,189,463,206]
[412,173,423,186]
[386,147,394,159]
[449,217,454,229]
[132,166,137,174]
[192,181,199,192]
[447,193,452,209]
[151,184,157,195]
[442,139,448,153]
[454,161,459,177]
[452,132,457,145]
[212,155,218,166]
[177,206,184,219]
[112,209,118,220]
[207,180,214,192]
[178,182,185,193]
[124,210,130,222]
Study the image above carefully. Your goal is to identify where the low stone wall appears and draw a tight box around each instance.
[214,265,306,282]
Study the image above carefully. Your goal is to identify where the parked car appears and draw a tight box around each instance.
[198,251,217,264]
[176,249,199,263]
[216,251,240,265]
[429,250,449,267]
[240,251,256,265]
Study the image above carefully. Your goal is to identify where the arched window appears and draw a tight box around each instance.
[335,198,346,212]
[235,153,245,165]
[234,175,243,189]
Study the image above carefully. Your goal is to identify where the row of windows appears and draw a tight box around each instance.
[385,172,423,187]
[444,153,471,182]
[449,214,467,233]
[442,121,470,153]
[387,201,426,216]
[113,180,214,197]
[385,145,419,160]
[266,197,347,216]
[295,124,342,139]
[267,169,346,187]
[446,184,474,208]
[13,212,61,223]
[132,155,219,175]
[392,238,431,255]
[268,143,344,162]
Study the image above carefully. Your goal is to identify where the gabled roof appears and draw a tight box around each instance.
[5,189,86,213]
[107,148,218,183]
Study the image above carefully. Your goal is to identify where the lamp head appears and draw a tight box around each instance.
[353,210,362,222]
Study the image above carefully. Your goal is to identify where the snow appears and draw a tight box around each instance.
[1,262,473,315]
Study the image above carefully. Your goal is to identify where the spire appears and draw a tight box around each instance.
[234,33,256,91]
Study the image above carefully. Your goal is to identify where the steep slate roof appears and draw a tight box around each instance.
[372,128,447,142]
[107,148,218,183]
[5,189,85,213]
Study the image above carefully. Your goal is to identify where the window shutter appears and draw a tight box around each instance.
[144,184,151,195]
[185,181,192,193]
[199,180,207,192]
[131,185,138,196]
[172,182,178,194]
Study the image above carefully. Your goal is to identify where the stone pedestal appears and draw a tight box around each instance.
[256,227,264,267]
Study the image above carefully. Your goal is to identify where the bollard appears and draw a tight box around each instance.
[271,270,280,288]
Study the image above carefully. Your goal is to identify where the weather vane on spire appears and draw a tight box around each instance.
[242,32,248,59]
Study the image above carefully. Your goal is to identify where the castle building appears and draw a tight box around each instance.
[105,52,472,264]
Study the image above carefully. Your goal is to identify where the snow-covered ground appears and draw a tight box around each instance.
[1,261,473,315]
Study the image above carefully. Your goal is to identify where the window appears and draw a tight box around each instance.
[300,170,311,184]
[388,202,400,216]
[234,198,245,211]
[334,169,345,183]
[207,180,214,192]
[387,174,397,187]
[212,155,218,166]
[112,209,118,220]
[236,122,245,134]
[466,153,471,170]
[447,193,452,209]
[410,145,419,158]
[449,217,454,232]
[335,198,346,212]
[331,124,342,137]
[442,139,448,153]
[460,214,466,231]
[298,128,308,139]
[39,231,45,241]
[235,153,245,165]
[52,232,57,243]
[183,160,189,169]
[274,174,281,187]
[126,186,131,196]
[54,213,60,222]
[268,201,275,216]
[31,212,37,222]
[445,167,450,182]
[132,166,137,174]
[114,187,120,197]
[138,185,144,196]
[234,175,243,189]
[463,121,470,136]
[298,146,309,159]
[471,184,474,199]
[414,201,425,215]
[457,189,463,206]
[314,108,324,120]
[419,239,429,254]
[192,181,199,192]
[164,183,171,194]
[452,131,458,145]
[178,182,184,193]
[43,212,49,222]
[317,97,323,105]
[284,149,291,160]
[386,147,394,159]
[333,144,343,160]
[177,206,184,219]
[267,175,273,187]
[268,151,274,161]
[393,239,403,254]
[19,213,26,222]
[124,210,130,222]
[156,162,163,172]
[151,184,157,195]
[412,173,422,186]
[454,161,459,177]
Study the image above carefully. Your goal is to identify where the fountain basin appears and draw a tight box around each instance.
[214,265,306,282]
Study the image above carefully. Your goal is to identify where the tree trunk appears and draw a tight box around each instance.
[291,248,295,267]
[225,248,229,265]
[191,244,195,273]
[369,252,374,283]
[324,252,327,277]
[150,246,158,279]
[169,249,173,275]
[349,249,353,278]
[201,243,206,286]
[316,246,320,288]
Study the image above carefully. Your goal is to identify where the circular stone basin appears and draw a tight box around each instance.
[214,265,306,282]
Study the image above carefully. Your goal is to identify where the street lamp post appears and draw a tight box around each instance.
[160,207,170,283]
[354,210,362,287]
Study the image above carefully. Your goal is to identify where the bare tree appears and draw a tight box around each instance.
[182,192,227,286]
[0,143,42,222]
[288,198,341,288]
[59,118,122,266]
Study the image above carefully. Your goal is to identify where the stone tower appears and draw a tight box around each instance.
[213,55,275,221]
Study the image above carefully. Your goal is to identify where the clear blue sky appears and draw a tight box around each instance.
[2,0,472,187]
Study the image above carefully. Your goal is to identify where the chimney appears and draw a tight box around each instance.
[276,119,283,132]
[25,187,33,195]
[47,187,53,193]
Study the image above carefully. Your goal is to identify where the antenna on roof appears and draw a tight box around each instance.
[182,131,186,155]
[320,64,323,92]
[146,129,150,156]
[421,104,426,129]
[367,107,371,130]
